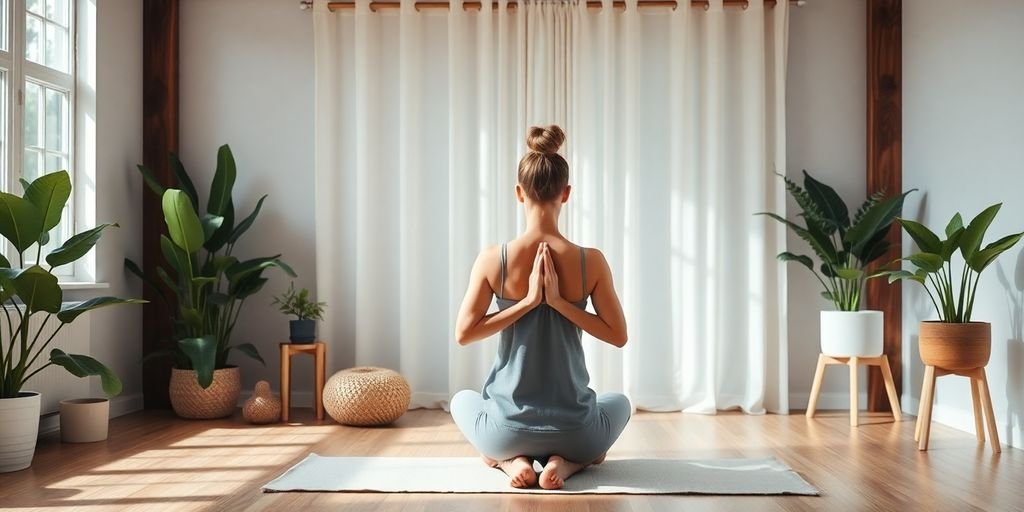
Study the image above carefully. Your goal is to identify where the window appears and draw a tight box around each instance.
[0,0,75,274]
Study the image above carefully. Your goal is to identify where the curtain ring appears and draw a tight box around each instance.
[703,1,710,11]
[369,1,378,12]
[742,0,749,10]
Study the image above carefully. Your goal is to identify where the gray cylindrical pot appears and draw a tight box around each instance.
[289,319,317,343]
[60,398,110,443]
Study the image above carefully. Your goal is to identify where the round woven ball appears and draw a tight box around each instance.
[323,367,411,426]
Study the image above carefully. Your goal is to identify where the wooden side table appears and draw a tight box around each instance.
[806,354,901,427]
[915,365,1000,453]
[279,342,326,422]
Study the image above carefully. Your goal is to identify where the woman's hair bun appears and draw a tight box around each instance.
[526,125,565,155]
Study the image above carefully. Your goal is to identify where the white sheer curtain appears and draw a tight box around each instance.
[314,0,790,414]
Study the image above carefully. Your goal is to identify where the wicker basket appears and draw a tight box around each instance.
[169,367,241,419]
[323,367,411,426]
[242,380,282,424]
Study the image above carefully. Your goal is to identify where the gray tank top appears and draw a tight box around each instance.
[480,243,598,431]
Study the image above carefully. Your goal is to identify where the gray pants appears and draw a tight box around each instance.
[450,390,631,464]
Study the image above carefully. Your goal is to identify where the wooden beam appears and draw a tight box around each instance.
[142,0,180,409]
[865,0,902,413]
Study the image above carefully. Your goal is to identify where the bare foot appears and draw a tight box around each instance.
[539,455,585,490]
[495,456,537,488]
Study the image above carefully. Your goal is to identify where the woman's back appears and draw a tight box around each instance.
[480,239,597,431]
[490,236,591,303]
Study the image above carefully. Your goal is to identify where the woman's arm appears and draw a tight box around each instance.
[544,245,628,348]
[454,244,545,345]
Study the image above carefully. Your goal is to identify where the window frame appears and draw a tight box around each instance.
[0,0,80,279]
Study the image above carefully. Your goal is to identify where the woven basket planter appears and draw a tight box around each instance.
[243,381,282,424]
[323,367,411,426]
[919,321,991,370]
[169,367,241,419]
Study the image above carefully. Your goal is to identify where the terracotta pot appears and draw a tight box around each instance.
[918,321,991,370]
[60,398,110,443]
[169,367,241,419]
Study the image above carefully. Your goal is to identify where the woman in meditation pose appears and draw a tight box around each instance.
[451,125,630,490]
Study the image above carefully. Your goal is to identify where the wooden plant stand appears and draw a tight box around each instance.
[279,342,326,423]
[915,365,1000,453]
[806,354,901,427]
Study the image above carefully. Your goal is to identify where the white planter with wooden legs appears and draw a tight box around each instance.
[807,310,900,426]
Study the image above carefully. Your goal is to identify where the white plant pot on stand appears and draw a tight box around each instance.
[807,310,901,427]
[0,391,41,473]
[820,310,883,356]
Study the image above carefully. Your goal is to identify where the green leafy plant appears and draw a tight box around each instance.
[881,204,1023,323]
[0,171,144,399]
[758,170,914,311]
[272,283,326,321]
[127,145,295,388]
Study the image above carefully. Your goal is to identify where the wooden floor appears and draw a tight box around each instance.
[1,408,1023,511]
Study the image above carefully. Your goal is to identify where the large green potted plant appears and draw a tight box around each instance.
[883,204,1022,370]
[127,146,294,419]
[0,171,143,472]
[759,171,913,356]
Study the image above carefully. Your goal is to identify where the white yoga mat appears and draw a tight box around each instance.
[263,454,819,495]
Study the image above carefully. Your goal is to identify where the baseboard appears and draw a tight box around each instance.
[38,392,145,436]
[789,391,869,411]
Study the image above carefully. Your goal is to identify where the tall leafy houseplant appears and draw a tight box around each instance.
[127,146,295,389]
[758,170,914,311]
[883,204,1023,323]
[0,171,144,398]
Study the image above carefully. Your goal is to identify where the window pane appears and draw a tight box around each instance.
[45,23,68,72]
[26,15,42,65]
[24,81,40,147]
[27,0,42,16]
[45,0,69,26]
[44,87,65,151]
[23,149,40,182]
[0,0,8,52]
[0,70,5,190]
[45,153,63,174]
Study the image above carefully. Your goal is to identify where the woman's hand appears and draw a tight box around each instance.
[542,243,562,304]
[524,243,546,308]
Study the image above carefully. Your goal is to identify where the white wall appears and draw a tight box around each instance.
[174,0,867,406]
[66,0,144,416]
[785,0,869,409]
[179,0,317,397]
[903,0,1024,448]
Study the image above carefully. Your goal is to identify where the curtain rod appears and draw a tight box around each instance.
[299,0,804,12]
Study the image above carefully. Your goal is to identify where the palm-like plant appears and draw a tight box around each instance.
[882,204,1022,323]
[0,171,144,399]
[127,146,295,388]
[758,170,914,311]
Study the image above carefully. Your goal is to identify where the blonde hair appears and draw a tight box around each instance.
[517,125,568,202]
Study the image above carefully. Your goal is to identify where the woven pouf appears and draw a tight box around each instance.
[323,367,411,426]
[243,380,282,424]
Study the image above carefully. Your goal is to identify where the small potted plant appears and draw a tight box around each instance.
[0,171,143,471]
[759,170,913,356]
[272,283,326,343]
[882,204,1022,369]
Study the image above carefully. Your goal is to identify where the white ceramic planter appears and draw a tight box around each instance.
[0,391,41,473]
[60,398,110,443]
[820,310,884,357]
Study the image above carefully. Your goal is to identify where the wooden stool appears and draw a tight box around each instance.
[915,366,1000,453]
[806,354,901,426]
[279,342,326,423]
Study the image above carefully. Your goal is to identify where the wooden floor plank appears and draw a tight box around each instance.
[1,408,1022,511]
